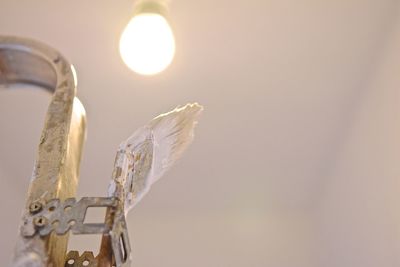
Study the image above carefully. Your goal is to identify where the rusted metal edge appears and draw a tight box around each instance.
[0,36,86,267]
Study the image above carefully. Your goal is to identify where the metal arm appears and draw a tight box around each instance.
[0,36,86,267]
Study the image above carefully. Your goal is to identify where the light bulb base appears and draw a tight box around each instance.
[133,1,168,17]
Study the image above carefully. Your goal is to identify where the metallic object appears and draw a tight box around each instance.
[1,36,202,267]
[0,36,87,267]
[0,36,129,267]
[21,197,131,267]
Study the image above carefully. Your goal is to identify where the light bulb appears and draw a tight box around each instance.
[119,13,175,75]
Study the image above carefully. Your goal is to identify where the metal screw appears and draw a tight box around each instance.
[33,216,48,228]
[29,202,43,214]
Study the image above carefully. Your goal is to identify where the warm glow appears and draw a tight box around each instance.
[119,13,175,75]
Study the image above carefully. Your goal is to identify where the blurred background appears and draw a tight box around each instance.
[1,0,400,266]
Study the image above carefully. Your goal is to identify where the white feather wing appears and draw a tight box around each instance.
[108,103,203,213]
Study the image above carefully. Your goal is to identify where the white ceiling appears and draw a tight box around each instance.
[1,0,400,266]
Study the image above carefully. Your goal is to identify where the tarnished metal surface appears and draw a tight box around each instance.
[22,197,119,237]
[0,36,86,267]
[20,197,131,267]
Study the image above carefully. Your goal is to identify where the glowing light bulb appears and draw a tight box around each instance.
[119,13,175,75]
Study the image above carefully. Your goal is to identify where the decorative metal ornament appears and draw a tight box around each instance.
[0,36,202,267]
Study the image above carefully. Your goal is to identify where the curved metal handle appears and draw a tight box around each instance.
[0,36,86,267]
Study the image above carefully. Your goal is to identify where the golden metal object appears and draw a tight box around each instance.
[0,36,86,267]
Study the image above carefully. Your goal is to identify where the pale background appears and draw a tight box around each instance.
[1,0,400,266]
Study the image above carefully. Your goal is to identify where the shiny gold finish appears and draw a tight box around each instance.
[0,36,86,267]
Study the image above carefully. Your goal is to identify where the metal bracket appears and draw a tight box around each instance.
[22,197,131,267]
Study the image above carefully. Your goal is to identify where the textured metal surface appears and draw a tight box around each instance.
[65,251,98,267]
[22,197,119,237]
[0,36,86,267]
[0,36,132,267]
[21,197,131,267]
[109,212,131,267]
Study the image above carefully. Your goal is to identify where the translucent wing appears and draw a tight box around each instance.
[108,103,203,213]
